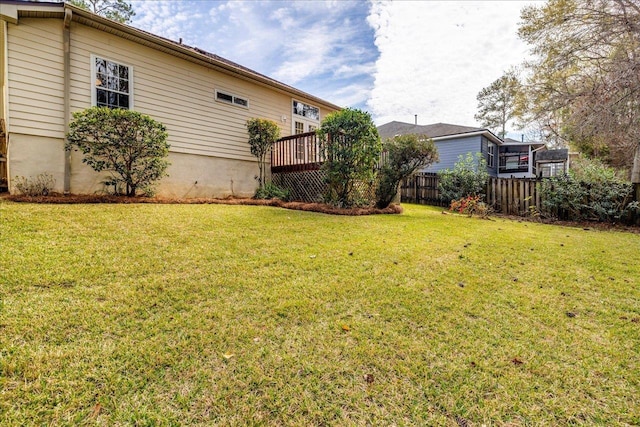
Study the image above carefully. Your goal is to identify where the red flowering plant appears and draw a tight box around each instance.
[449,195,491,218]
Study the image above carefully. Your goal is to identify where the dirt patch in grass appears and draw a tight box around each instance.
[2,193,403,216]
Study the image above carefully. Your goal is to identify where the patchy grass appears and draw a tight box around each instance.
[0,201,639,426]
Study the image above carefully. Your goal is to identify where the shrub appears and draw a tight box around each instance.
[317,108,381,208]
[540,158,635,222]
[66,106,169,197]
[254,182,290,201]
[449,195,491,218]
[376,134,439,208]
[438,152,489,203]
[12,173,56,196]
[246,118,281,190]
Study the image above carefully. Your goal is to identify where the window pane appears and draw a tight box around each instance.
[305,105,319,121]
[119,65,129,80]
[97,89,107,105]
[118,94,129,109]
[293,100,319,121]
[119,79,129,94]
[234,97,247,107]
[217,92,233,102]
[107,61,118,77]
[96,58,106,74]
[106,76,118,90]
[96,73,106,87]
[108,91,118,107]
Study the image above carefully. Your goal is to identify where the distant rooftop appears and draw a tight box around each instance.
[377,121,486,141]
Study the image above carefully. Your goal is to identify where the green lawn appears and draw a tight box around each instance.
[1,201,639,426]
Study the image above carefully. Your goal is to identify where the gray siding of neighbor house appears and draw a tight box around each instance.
[423,135,483,173]
[481,136,498,177]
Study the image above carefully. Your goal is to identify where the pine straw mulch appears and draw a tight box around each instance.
[2,193,403,216]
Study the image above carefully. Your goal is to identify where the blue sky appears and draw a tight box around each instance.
[129,0,535,129]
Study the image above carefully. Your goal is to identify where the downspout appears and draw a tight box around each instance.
[63,8,72,194]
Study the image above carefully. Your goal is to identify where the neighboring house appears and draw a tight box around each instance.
[378,121,545,178]
[535,148,570,178]
[0,1,340,197]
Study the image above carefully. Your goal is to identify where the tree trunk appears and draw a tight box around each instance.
[631,144,640,183]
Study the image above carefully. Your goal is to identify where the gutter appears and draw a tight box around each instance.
[432,130,503,145]
[64,4,342,111]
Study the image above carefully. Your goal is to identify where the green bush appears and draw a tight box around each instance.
[540,158,636,222]
[376,134,438,209]
[438,153,489,203]
[246,118,281,190]
[67,106,169,197]
[254,182,290,201]
[317,108,381,208]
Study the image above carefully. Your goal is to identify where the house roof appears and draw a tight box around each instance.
[536,149,568,162]
[3,0,342,111]
[378,121,503,144]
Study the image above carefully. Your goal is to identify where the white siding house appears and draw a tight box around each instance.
[0,1,340,197]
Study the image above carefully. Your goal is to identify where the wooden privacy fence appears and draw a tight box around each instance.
[401,173,446,206]
[401,173,542,215]
[486,178,540,216]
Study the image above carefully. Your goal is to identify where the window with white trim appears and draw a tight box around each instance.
[487,142,495,168]
[293,100,319,121]
[215,90,249,108]
[93,56,132,109]
[292,100,320,134]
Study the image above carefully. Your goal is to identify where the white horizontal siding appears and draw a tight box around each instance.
[7,19,64,138]
[69,22,334,162]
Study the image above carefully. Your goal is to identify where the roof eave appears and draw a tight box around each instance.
[432,130,503,145]
[64,4,341,110]
[11,2,341,111]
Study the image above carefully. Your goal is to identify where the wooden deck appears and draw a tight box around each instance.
[271,132,324,173]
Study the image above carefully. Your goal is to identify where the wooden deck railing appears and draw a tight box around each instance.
[271,132,324,173]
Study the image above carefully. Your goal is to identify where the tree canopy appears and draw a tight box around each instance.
[376,134,438,209]
[68,0,135,24]
[517,0,640,180]
[246,118,281,190]
[317,108,381,207]
[475,69,522,139]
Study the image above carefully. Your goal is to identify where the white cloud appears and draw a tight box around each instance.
[367,1,535,127]
[131,1,204,45]
[128,0,536,122]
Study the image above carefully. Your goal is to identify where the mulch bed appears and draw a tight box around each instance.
[2,193,403,216]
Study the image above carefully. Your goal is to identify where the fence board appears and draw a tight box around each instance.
[401,173,542,215]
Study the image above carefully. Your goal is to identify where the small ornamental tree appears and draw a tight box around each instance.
[66,106,169,196]
[376,134,439,208]
[438,152,489,203]
[246,118,280,190]
[317,108,381,207]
